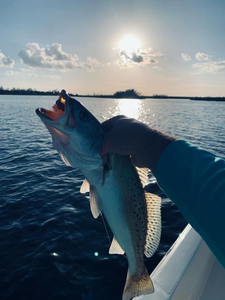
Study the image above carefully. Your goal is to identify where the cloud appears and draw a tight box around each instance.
[195,52,209,61]
[20,68,33,72]
[42,75,60,79]
[120,50,143,63]
[29,73,38,77]
[45,43,78,61]
[18,43,161,71]
[181,53,192,61]
[18,43,102,71]
[18,43,79,70]
[119,47,161,66]
[192,60,225,73]
[0,50,14,68]
[140,48,164,57]
[4,70,19,76]
[113,59,135,69]
[79,57,103,71]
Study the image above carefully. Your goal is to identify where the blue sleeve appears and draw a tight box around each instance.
[155,140,225,267]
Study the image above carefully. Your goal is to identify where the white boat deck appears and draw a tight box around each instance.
[136,225,225,300]
[201,258,225,300]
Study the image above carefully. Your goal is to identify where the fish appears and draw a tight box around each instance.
[36,90,161,300]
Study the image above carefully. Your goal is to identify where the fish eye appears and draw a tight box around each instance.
[79,110,88,122]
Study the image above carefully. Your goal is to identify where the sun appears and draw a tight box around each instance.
[120,36,140,55]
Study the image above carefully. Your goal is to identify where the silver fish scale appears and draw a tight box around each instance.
[104,153,148,276]
[126,168,147,272]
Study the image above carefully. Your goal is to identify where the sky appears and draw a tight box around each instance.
[1,0,225,96]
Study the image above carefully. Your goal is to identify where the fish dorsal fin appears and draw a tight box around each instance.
[135,167,149,187]
[80,179,90,194]
[144,191,161,258]
[89,185,102,219]
[109,236,125,255]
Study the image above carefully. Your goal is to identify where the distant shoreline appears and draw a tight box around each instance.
[189,97,225,102]
[78,95,225,101]
[0,90,225,101]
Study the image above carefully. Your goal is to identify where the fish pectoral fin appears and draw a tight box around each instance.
[90,185,102,219]
[144,191,161,258]
[135,167,149,187]
[80,179,90,194]
[80,180,101,219]
[109,236,125,255]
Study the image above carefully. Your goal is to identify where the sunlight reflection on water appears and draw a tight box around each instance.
[116,98,143,119]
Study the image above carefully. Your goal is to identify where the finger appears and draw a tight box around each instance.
[131,156,143,168]
[101,115,127,133]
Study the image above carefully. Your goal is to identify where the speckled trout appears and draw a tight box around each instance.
[36,90,161,300]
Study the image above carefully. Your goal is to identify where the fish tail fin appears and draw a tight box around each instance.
[122,267,154,300]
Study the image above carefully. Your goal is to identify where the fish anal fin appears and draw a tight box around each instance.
[144,191,161,258]
[135,167,149,187]
[90,185,102,219]
[122,267,154,300]
[80,179,90,194]
[109,236,125,255]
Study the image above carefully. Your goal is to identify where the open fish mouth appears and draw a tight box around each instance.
[35,90,71,123]
[36,89,78,142]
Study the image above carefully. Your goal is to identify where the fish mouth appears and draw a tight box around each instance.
[36,89,69,123]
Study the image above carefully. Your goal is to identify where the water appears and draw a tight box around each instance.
[0,95,224,300]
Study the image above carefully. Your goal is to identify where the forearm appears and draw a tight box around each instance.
[155,140,225,267]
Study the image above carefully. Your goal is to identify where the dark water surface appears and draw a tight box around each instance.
[1,95,225,300]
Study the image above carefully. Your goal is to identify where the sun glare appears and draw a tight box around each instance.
[120,36,140,55]
[116,99,142,119]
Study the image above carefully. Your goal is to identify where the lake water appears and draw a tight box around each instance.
[0,95,225,300]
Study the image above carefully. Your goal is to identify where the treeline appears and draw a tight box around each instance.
[190,96,225,102]
[0,87,141,98]
[75,89,145,99]
[113,89,144,99]
[1,86,224,101]
[0,86,145,98]
[0,86,59,96]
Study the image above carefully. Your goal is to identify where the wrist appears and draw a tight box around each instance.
[146,130,176,175]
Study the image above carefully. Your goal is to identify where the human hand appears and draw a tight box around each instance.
[101,116,176,174]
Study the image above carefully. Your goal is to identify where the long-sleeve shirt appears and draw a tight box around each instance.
[155,140,225,268]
